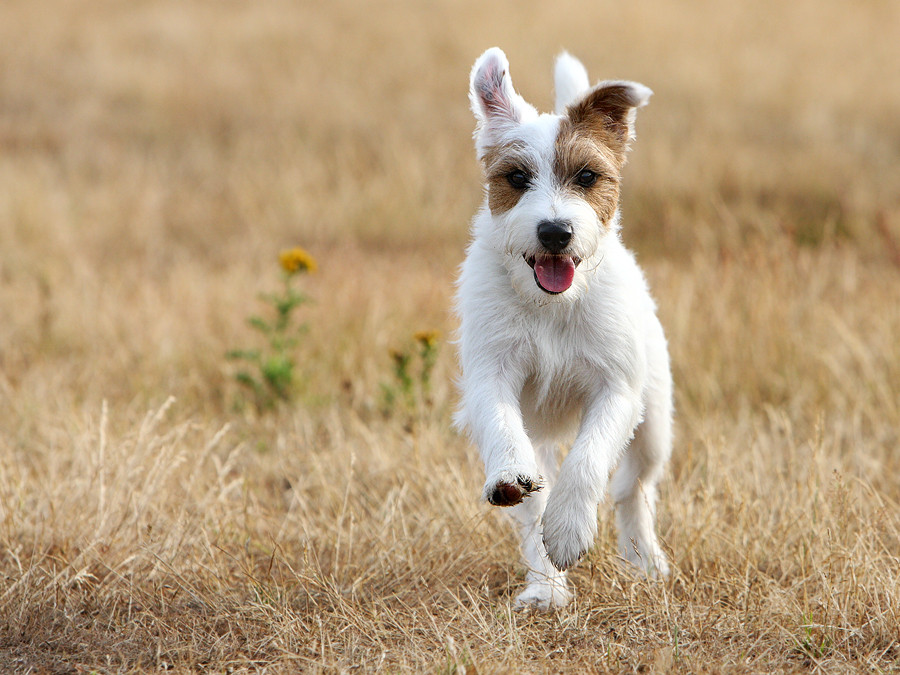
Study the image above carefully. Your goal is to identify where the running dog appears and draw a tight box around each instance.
[456,48,672,609]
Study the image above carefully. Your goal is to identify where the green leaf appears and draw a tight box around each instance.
[248,316,272,333]
[226,349,261,362]
[235,371,260,389]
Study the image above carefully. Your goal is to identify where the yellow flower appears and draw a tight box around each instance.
[279,247,317,274]
[413,330,440,348]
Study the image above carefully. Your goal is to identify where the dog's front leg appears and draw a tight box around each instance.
[542,386,641,570]
[459,360,541,507]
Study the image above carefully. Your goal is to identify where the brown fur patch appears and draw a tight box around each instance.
[568,84,642,153]
[553,118,622,226]
[482,142,536,215]
[552,83,646,225]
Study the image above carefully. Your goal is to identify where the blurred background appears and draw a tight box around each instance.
[2,0,898,413]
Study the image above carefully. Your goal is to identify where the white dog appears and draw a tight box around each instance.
[455,48,672,610]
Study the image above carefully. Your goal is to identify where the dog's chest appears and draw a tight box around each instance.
[520,310,601,407]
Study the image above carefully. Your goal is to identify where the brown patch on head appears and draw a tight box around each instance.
[554,83,646,226]
[554,118,622,226]
[568,83,646,153]
[482,141,536,215]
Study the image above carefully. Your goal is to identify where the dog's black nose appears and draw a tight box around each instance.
[537,220,573,253]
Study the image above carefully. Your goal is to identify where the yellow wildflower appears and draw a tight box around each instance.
[413,330,440,348]
[279,247,317,274]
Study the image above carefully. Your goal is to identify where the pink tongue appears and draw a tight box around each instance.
[534,255,576,293]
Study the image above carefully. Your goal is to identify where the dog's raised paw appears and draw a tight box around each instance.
[485,473,542,507]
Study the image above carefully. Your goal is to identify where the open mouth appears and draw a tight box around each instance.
[525,253,581,294]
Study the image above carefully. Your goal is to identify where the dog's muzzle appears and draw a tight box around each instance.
[525,220,581,294]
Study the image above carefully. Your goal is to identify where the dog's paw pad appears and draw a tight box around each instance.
[487,474,541,507]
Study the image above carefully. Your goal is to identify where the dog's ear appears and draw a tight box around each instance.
[553,52,590,115]
[568,80,652,154]
[469,48,534,157]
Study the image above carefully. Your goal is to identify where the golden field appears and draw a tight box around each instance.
[1,0,899,672]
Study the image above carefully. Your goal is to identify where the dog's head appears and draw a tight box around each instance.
[469,48,651,303]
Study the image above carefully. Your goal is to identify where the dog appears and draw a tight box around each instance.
[455,48,673,610]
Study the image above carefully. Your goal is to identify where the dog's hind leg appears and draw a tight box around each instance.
[509,443,571,610]
[609,377,672,578]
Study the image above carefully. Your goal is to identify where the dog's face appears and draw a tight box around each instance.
[469,48,651,303]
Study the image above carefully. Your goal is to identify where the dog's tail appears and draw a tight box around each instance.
[554,52,590,114]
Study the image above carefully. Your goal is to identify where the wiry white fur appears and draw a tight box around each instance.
[469,47,539,161]
[553,51,590,114]
[456,49,672,610]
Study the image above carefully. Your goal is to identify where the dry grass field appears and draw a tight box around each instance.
[2,0,900,672]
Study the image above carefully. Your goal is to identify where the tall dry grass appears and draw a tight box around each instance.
[1,0,899,672]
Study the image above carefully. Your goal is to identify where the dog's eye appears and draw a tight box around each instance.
[506,170,530,190]
[575,169,598,188]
